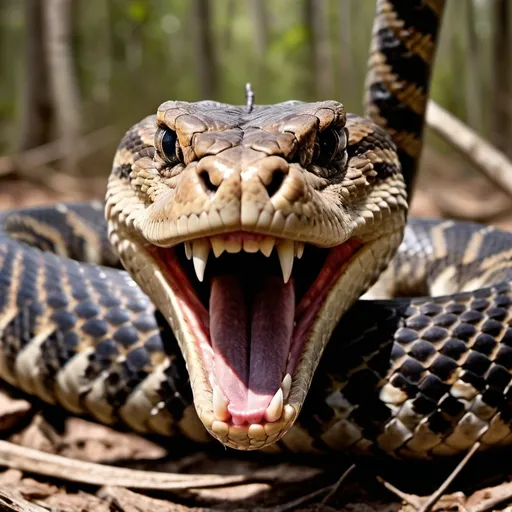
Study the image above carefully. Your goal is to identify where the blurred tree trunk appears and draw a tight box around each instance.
[222,0,236,52]
[192,0,216,98]
[338,0,355,106]
[43,0,82,173]
[93,0,112,103]
[311,0,334,99]
[491,0,512,157]
[18,0,53,152]
[464,0,482,130]
[447,3,465,116]
[302,0,315,98]
[250,0,268,56]
[126,24,143,71]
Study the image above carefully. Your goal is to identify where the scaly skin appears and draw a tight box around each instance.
[106,101,407,449]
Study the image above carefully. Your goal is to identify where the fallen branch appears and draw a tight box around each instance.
[0,126,116,179]
[0,440,251,491]
[427,101,512,198]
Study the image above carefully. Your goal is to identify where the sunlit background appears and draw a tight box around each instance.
[0,0,511,226]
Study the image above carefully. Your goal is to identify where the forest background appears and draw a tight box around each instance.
[0,0,511,224]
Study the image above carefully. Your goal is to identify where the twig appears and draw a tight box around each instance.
[0,440,251,491]
[418,442,481,512]
[426,101,512,198]
[0,126,116,179]
[236,469,357,512]
[376,475,422,509]
[261,486,332,512]
[321,463,356,505]
[0,486,48,512]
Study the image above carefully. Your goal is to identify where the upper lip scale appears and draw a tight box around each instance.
[183,237,305,283]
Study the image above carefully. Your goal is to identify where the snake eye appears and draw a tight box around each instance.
[314,127,347,167]
[156,127,181,164]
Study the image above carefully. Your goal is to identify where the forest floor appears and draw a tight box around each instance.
[1,147,512,511]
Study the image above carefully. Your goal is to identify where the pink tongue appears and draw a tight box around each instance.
[210,275,295,425]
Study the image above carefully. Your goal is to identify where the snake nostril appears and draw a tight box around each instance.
[198,170,218,196]
[265,170,286,198]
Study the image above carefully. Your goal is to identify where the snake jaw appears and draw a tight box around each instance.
[136,232,394,450]
[110,207,405,449]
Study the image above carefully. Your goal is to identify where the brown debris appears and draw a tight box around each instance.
[0,391,34,433]
[101,486,206,512]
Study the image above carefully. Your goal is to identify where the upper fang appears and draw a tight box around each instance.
[277,240,294,283]
[192,239,210,282]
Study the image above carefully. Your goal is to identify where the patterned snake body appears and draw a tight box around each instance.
[2,0,512,457]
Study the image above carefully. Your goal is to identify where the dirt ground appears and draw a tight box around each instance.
[1,147,512,511]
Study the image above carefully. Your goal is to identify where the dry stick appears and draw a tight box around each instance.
[0,440,251,491]
[261,486,333,512]
[375,475,422,509]
[418,441,481,512]
[426,101,512,198]
[321,463,357,505]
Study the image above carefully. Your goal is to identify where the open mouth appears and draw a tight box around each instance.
[152,232,362,428]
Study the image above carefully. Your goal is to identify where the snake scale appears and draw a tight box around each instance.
[2,0,512,459]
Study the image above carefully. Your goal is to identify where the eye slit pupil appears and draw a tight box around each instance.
[161,129,178,162]
[315,128,341,166]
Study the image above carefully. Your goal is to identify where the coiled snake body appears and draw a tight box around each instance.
[1,0,512,458]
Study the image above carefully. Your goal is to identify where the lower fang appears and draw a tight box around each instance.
[184,242,192,260]
[210,237,225,257]
[281,374,292,400]
[260,237,275,257]
[264,388,284,423]
[213,386,230,421]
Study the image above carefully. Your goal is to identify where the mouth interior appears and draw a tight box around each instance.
[156,234,361,426]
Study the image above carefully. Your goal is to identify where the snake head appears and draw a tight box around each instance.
[106,100,407,450]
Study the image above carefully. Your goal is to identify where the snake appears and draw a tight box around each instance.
[1,0,512,459]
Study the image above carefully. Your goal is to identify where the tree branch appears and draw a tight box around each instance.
[426,101,512,198]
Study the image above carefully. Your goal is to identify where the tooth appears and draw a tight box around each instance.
[192,239,209,282]
[184,242,192,260]
[225,239,242,253]
[295,242,304,259]
[277,240,294,283]
[264,388,284,423]
[210,237,225,258]
[260,237,275,257]
[281,373,292,400]
[243,239,260,253]
[213,386,230,421]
